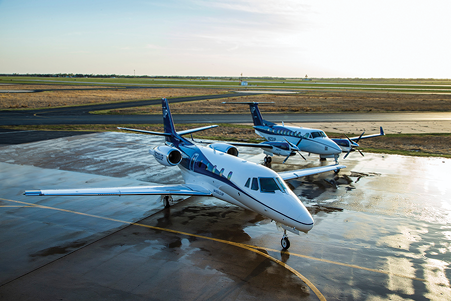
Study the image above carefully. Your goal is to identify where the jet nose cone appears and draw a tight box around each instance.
[296,211,314,233]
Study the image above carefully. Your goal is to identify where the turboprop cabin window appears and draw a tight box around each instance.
[259,177,281,193]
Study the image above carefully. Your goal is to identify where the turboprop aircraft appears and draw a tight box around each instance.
[223,102,342,163]
[24,98,345,250]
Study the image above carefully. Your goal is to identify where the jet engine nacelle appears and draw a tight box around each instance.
[208,143,239,156]
[149,146,183,167]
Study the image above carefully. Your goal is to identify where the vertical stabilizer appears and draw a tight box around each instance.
[162,98,178,143]
[248,103,275,126]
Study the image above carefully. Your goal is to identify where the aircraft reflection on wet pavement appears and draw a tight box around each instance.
[24,98,345,249]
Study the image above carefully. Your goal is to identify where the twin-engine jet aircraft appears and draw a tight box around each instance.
[24,98,345,250]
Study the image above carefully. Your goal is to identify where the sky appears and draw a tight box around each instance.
[1,0,451,78]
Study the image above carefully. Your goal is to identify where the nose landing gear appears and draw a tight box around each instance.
[281,229,291,250]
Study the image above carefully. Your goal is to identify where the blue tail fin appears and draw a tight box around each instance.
[162,98,179,143]
[249,103,275,126]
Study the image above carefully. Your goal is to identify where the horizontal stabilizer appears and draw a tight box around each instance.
[118,125,218,137]
[222,102,274,105]
[117,127,170,136]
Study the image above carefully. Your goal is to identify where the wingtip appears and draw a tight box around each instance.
[24,190,43,196]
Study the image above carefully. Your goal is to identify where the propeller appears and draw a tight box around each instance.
[283,138,306,162]
[343,133,364,159]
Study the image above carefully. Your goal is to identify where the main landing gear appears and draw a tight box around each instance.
[281,229,291,250]
[264,155,272,166]
[162,195,173,208]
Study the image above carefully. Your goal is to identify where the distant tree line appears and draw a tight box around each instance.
[0,73,291,80]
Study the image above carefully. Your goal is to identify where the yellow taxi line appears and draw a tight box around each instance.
[1,198,326,301]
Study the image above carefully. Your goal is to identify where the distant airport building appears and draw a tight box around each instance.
[240,81,248,86]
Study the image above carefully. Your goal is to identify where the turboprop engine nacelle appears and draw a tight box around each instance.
[149,146,183,167]
[208,143,239,156]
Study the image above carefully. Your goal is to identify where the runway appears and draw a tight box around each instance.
[0,132,450,300]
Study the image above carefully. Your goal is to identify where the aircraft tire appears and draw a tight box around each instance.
[281,237,290,250]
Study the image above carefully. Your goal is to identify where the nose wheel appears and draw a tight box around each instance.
[281,230,291,250]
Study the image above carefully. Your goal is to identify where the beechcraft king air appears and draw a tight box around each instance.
[24,98,345,250]
[224,102,343,164]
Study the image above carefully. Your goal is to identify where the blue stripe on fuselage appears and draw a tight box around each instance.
[177,143,312,226]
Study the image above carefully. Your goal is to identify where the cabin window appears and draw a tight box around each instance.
[251,178,259,191]
[245,178,250,188]
[228,172,233,180]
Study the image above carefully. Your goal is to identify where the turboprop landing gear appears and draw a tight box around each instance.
[264,155,272,166]
[281,229,291,250]
[162,195,173,208]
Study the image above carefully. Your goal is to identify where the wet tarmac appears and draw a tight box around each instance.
[0,132,450,300]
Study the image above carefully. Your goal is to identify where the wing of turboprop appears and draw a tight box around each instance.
[278,165,346,181]
[24,184,212,197]
[228,141,274,149]
[117,125,218,137]
[177,125,218,136]
[349,127,385,141]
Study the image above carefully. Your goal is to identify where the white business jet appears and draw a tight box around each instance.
[223,102,343,164]
[24,98,345,250]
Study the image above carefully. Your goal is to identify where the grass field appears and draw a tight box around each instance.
[1,77,450,158]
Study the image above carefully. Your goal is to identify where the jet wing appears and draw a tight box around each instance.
[279,165,346,181]
[24,184,212,197]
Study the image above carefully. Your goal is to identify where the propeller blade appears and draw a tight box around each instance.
[356,131,365,143]
[283,155,290,164]
[343,149,352,159]
[344,134,353,144]
[357,149,364,156]
[297,151,306,160]
[296,138,302,147]
[283,138,300,152]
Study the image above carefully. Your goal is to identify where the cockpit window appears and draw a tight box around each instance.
[311,131,327,138]
[245,178,250,188]
[259,177,281,193]
[251,178,259,191]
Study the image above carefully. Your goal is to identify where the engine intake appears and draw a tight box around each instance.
[150,146,182,166]
[208,143,239,156]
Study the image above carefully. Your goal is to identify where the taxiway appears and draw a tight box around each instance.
[0,132,450,300]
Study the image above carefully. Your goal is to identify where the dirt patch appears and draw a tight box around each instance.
[0,86,229,109]
[100,92,451,114]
